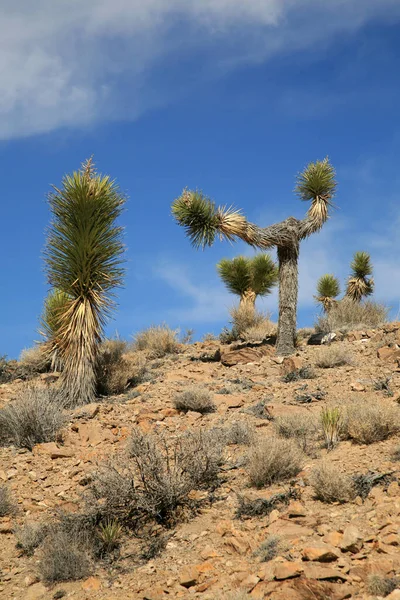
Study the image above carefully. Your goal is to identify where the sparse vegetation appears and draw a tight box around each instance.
[173,386,216,414]
[274,412,319,454]
[222,304,275,343]
[315,346,353,368]
[18,345,51,376]
[373,376,393,397]
[224,421,255,445]
[0,385,66,450]
[315,297,388,332]
[321,407,342,449]
[96,339,149,395]
[247,436,304,488]
[254,535,286,562]
[133,324,179,358]
[98,518,123,552]
[236,488,299,519]
[309,463,356,503]
[38,531,91,583]
[367,574,398,597]
[342,401,400,444]
[0,485,15,516]
[282,366,316,382]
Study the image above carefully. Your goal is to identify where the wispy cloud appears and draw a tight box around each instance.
[2,0,400,139]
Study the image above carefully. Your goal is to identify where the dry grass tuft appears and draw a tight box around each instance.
[224,421,255,445]
[342,401,400,444]
[133,325,179,358]
[97,339,149,396]
[38,530,91,583]
[315,297,389,333]
[309,463,356,503]
[0,385,66,450]
[0,485,15,516]
[254,535,287,562]
[19,345,51,375]
[274,413,320,455]
[367,574,398,597]
[173,386,216,414]
[247,436,304,488]
[315,346,353,368]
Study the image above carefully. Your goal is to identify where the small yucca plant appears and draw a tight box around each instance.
[40,288,71,370]
[315,274,341,313]
[98,518,123,552]
[346,251,374,303]
[44,158,126,406]
[321,407,342,449]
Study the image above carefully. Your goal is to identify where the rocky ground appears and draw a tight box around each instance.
[2,324,400,600]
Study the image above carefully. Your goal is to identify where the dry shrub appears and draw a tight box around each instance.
[274,413,320,455]
[38,530,91,583]
[367,574,398,597]
[224,421,255,445]
[309,463,356,503]
[247,435,304,488]
[254,535,287,562]
[19,345,51,376]
[173,386,216,414]
[0,485,15,516]
[342,401,400,444]
[315,346,353,368]
[96,339,148,396]
[133,325,179,358]
[0,385,66,450]
[315,297,389,333]
[90,428,223,526]
[15,522,49,556]
[228,304,276,342]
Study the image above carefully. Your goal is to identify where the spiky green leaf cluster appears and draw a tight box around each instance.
[172,190,219,249]
[316,274,341,300]
[217,254,278,298]
[350,251,373,278]
[45,165,126,323]
[295,158,337,202]
[40,289,71,343]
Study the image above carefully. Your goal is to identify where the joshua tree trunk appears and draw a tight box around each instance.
[276,243,299,355]
[239,290,257,309]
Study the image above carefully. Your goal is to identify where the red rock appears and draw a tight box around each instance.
[377,345,400,361]
[280,356,303,375]
[221,346,274,366]
[286,501,307,517]
[274,562,303,580]
[339,526,363,553]
[351,381,365,392]
[33,442,74,459]
[323,531,343,547]
[302,565,347,580]
[302,544,340,562]
[179,566,199,588]
[81,576,101,591]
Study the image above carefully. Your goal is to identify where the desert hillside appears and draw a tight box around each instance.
[2,324,400,600]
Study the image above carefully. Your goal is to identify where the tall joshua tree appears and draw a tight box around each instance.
[44,158,126,406]
[346,251,374,303]
[315,274,341,313]
[172,158,337,355]
[217,254,278,309]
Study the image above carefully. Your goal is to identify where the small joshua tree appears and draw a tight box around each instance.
[217,254,278,309]
[315,274,341,313]
[44,158,126,406]
[172,158,337,355]
[346,251,374,303]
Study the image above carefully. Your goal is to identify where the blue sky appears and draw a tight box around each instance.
[1,0,400,358]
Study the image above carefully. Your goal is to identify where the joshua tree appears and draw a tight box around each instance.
[315,274,341,313]
[346,251,374,303]
[172,158,337,355]
[217,254,278,309]
[44,158,126,406]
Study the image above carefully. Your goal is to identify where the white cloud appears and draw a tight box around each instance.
[2,0,400,139]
